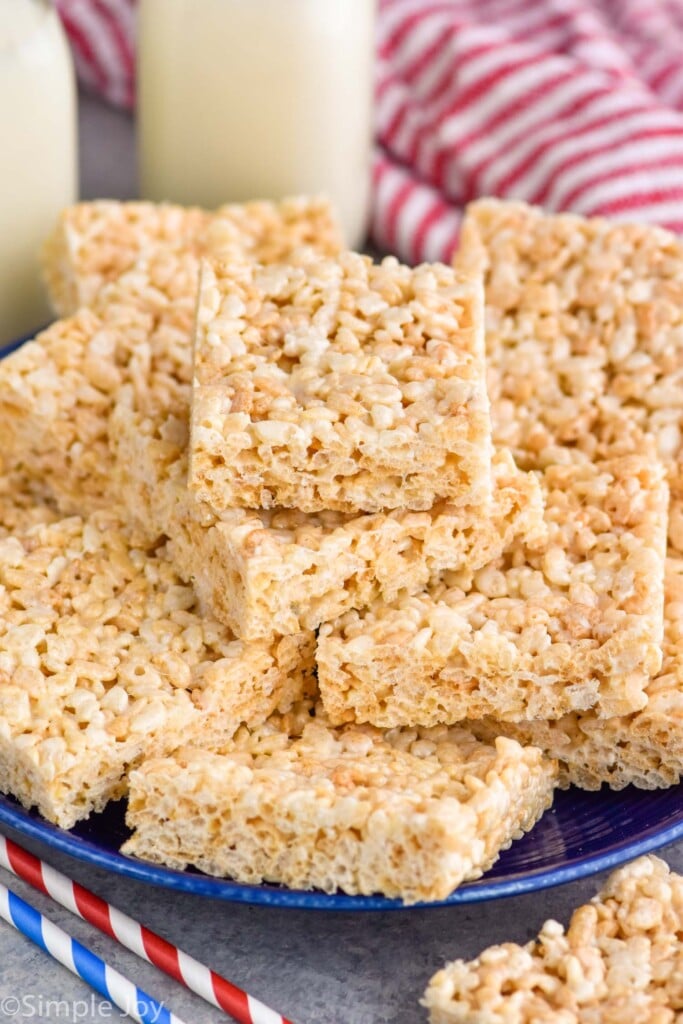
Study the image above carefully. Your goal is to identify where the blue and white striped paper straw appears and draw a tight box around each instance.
[0,835,291,1024]
[0,880,188,1024]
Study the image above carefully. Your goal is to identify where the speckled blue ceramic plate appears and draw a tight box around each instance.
[1,334,681,908]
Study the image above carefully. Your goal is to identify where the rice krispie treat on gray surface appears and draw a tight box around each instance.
[470,555,683,790]
[0,511,314,829]
[41,196,343,316]
[317,453,668,725]
[111,386,542,640]
[456,198,683,550]
[1,199,342,514]
[123,721,557,904]
[189,253,491,514]
[423,855,683,1023]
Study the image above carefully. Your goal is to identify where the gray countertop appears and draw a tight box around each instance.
[0,92,680,1024]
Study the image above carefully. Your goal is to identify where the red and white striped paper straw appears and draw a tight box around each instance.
[0,834,292,1024]
[0,879,186,1024]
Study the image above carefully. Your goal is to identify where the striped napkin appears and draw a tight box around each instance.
[56,0,683,264]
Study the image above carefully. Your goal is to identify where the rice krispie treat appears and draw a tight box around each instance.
[447,199,681,774]
[470,555,683,790]
[111,388,543,640]
[41,196,343,316]
[0,252,196,514]
[1,198,343,514]
[189,253,491,514]
[0,511,314,829]
[456,198,683,548]
[317,453,669,725]
[123,721,557,904]
[423,855,683,1023]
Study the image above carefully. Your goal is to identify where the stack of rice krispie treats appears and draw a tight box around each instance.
[0,194,679,906]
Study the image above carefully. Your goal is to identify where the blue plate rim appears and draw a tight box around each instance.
[1,795,681,911]
[1,332,681,910]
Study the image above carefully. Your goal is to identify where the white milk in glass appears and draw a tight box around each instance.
[138,0,375,249]
[0,0,77,343]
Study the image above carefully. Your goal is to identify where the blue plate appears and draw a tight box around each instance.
[0,785,681,910]
[1,333,681,908]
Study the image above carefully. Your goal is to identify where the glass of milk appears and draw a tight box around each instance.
[138,0,375,250]
[0,0,78,344]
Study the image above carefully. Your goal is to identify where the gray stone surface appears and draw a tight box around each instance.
[0,94,681,1024]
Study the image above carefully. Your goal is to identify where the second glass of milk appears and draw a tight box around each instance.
[0,0,78,344]
[138,0,376,250]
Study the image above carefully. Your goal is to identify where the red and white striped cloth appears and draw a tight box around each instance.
[56,0,683,264]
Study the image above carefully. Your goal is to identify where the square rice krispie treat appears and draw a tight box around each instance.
[1,198,343,514]
[41,196,343,316]
[189,252,491,514]
[0,252,197,514]
[0,511,314,829]
[123,719,557,904]
[470,554,683,791]
[111,385,543,640]
[456,198,683,551]
[423,855,683,1023]
[317,452,669,725]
